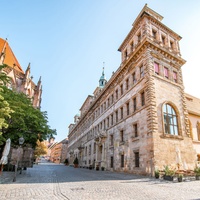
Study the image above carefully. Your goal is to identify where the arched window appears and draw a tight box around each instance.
[163,104,179,135]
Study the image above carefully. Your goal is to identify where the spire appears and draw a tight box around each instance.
[25,62,31,78]
[99,63,107,88]
[37,76,42,90]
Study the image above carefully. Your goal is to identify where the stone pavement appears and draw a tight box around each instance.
[0,162,200,200]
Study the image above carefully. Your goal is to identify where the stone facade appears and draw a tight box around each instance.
[0,38,42,109]
[67,4,199,175]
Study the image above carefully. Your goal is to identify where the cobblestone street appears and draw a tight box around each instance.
[0,162,200,200]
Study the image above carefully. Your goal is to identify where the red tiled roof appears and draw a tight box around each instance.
[0,38,24,73]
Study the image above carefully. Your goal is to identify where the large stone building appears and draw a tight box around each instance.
[0,38,42,109]
[49,138,68,164]
[67,4,200,175]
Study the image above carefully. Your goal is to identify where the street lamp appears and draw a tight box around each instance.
[13,137,25,182]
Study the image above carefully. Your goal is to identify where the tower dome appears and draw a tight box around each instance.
[99,67,107,88]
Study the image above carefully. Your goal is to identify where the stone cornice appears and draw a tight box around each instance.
[118,10,181,52]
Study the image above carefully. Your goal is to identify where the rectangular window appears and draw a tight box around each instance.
[121,155,124,168]
[116,89,118,100]
[89,145,91,155]
[126,102,130,116]
[164,67,169,78]
[101,105,103,114]
[154,62,159,75]
[132,72,136,84]
[120,130,124,142]
[138,33,141,43]
[94,143,96,154]
[133,97,137,112]
[111,94,114,104]
[110,135,113,146]
[107,117,109,128]
[135,152,139,167]
[120,84,123,96]
[170,41,174,49]
[140,65,144,78]
[133,124,138,137]
[111,156,114,168]
[111,114,113,125]
[173,71,177,83]
[108,98,110,107]
[115,110,118,123]
[141,92,145,106]
[120,107,123,119]
[126,78,129,90]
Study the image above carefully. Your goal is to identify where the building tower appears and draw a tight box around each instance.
[67,4,197,175]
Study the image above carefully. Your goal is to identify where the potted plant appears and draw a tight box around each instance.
[96,165,99,171]
[177,174,183,182]
[154,169,160,179]
[194,167,200,180]
[163,165,175,181]
[64,158,69,166]
[101,166,105,171]
[89,165,92,170]
[73,157,79,168]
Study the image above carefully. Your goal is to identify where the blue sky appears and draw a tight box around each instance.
[1,1,200,142]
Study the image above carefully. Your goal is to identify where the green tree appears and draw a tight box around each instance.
[0,65,13,145]
[0,64,11,86]
[1,86,56,147]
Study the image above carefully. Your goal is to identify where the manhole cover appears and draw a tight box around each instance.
[70,187,84,191]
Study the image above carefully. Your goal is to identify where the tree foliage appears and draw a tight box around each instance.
[34,140,47,158]
[0,65,13,144]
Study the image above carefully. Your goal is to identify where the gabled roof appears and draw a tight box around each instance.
[0,38,24,73]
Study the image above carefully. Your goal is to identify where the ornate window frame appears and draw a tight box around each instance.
[161,101,183,139]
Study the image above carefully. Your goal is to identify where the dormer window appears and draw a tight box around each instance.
[170,41,174,49]
[152,29,157,39]
[124,49,128,59]
[130,41,134,51]
[161,35,166,45]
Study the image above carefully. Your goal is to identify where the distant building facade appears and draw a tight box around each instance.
[0,38,42,109]
[67,5,200,175]
[49,139,68,163]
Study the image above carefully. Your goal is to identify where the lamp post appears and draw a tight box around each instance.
[13,137,24,182]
